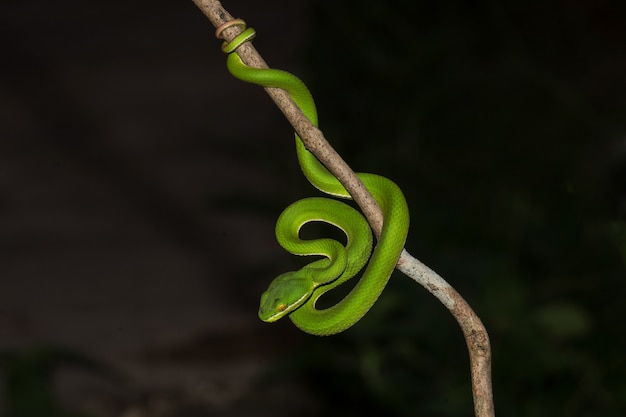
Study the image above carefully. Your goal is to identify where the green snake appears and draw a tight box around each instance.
[220,24,410,336]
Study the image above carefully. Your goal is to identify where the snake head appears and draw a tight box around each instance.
[259,271,314,322]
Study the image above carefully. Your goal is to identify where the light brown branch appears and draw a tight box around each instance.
[192,1,495,416]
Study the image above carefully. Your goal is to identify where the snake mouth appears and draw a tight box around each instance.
[258,304,290,323]
[258,309,281,323]
[258,289,312,323]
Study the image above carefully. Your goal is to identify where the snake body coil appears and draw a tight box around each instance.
[222,25,410,336]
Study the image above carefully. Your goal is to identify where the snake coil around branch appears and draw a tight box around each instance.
[193,2,495,416]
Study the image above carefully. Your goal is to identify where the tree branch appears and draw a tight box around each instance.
[191,1,495,416]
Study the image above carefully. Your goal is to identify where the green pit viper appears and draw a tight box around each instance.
[220,23,410,336]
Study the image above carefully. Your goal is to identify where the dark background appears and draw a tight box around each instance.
[1,0,625,416]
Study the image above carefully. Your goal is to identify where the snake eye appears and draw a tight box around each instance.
[277,303,287,312]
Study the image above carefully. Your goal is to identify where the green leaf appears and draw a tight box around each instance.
[532,302,592,340]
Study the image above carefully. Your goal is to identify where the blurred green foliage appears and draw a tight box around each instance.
[0,346,124,417]
[254,1,626,416]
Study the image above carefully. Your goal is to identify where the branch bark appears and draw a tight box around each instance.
[191,1,495,416]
